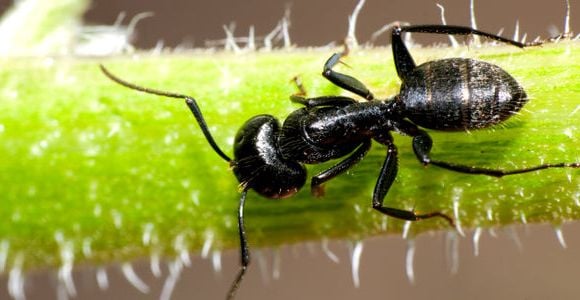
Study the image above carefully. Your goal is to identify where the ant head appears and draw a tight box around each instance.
[232,115,307,199]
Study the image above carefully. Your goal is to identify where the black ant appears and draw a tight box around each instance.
[101,24,579,299]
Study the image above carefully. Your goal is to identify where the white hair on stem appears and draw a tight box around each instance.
[346,0,367,49]
[469,0,481,45]
[368,21,410,46]
[472,227,483,256]
[564,0,571,36]
[445,231,460,274]
[554,226,568,248]
[436,3,459,47]
[160,258,184,300]
[8,253,25,300]
[350,241,364,288]
[96,267,109,290]
[405,239,416,285]
[121,262,150,294]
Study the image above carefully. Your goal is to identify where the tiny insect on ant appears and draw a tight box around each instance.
[101,24,579,299]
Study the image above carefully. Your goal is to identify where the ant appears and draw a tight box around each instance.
[101,24,579,300]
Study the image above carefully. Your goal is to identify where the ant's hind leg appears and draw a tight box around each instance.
[398,25,541,48]
[391,24,541,82]
[310,139,371,197]
[411,129,580,177]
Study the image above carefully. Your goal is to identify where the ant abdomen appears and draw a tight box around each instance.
[400,58,528,131]
[232,114,306,199]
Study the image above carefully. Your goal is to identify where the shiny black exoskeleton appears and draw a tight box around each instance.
[101,24,579,300]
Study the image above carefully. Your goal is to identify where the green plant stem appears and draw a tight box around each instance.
[0,42,578,273]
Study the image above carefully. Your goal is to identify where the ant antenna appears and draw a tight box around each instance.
[100,65,232,162]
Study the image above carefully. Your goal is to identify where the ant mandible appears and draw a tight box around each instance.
[101,24,579,299]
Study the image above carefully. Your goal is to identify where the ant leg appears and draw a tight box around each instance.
[227,190,250,300]
[399,25,540,48]
[290,95,357,108]
[291,75,308,97]
[391,24,541,82]
[411,130,580,177]
[289,75,357,107]
[322,53,375,100]
[310,139,371,197]
[373,142,455,226]
[390,26,416,82]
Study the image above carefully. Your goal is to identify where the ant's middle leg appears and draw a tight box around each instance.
[373,141,455,226]
[310,139,371,197]
[411,129,580,177]
[322,52,375,100]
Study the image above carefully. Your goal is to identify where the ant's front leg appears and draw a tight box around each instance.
[227,190,250,300]
[290,75,358,108]
[290,95,358,108]
[411,130,580,176]
[291,75,308,97]
[372,140,455,226]
[310,139,371,197]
